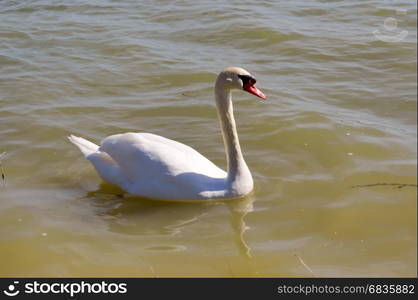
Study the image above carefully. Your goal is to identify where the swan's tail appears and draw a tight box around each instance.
[68,134,99,157]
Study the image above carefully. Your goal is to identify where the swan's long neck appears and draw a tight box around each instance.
[215,78,253,194]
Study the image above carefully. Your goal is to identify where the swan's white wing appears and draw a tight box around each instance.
[100,132,225,177]
[98,132,227,199]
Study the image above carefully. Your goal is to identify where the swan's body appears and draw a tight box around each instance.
[69,67,265,201]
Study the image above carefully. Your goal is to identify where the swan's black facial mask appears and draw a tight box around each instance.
[238,75,266,99]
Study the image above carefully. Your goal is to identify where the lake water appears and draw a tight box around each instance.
[0,0,416,277]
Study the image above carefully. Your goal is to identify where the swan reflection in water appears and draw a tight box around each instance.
[83,183,255,258]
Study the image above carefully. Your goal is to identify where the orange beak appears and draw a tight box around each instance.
[244,82,266,99]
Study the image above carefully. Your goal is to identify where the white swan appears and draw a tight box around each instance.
[69,67,265,201]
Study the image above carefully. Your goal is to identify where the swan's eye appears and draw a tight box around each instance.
[237,75,256,88]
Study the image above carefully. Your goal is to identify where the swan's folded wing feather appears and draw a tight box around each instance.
[99,132,226,184]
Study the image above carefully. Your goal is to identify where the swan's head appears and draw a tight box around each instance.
[218,67,266,100]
